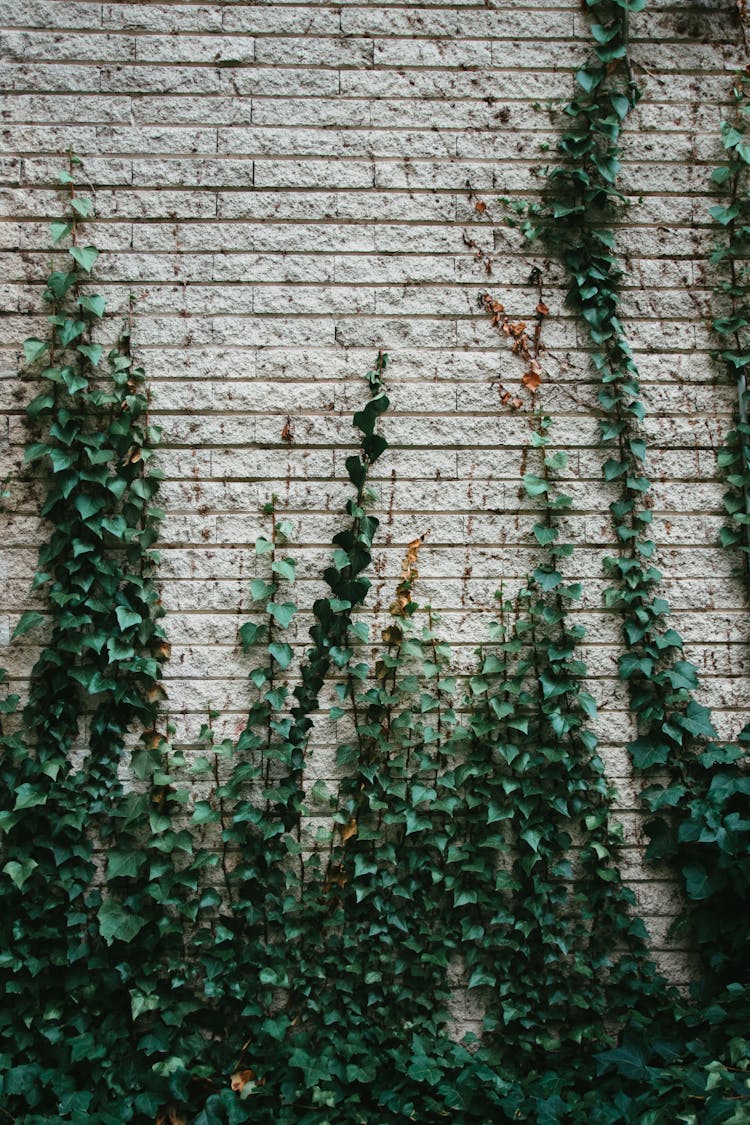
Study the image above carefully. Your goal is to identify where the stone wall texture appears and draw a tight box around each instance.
[2,0,749,998]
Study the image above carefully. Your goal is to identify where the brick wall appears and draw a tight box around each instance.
[1,0,748,998]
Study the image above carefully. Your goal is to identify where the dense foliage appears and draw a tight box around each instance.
[2,3,750,1123]
[713,69,750,589]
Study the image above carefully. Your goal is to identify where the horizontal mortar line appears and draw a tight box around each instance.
[3,81,738,100]
[4,98,740,114]
[8,62,739,79]
[134,539,744,551]
[0,200,724,213]
[4,149,727,167]
[2,119,632,128]
[7,282,705,295]
[0,58,617,72]
[137,404,737,417]
[6,30,587,42]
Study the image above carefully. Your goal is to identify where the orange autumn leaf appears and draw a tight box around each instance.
[341,818,358,843]
[381,623,403,646]
[231,1068,256,1093]
[390,535,424,617]
[536,301,550,316]
[155,1104,187,1125]
[522,363,542,392]
[475,199,487,214]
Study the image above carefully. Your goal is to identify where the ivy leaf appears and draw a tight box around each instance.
[239,621,263,650]
[629,737,670,770]
[192,801,220,825]
[23,338,48,365]
[523,472,549,497]
[77,342,103,365]
[75,494,105,522]
[677,701,717,740]
[520,827,542,852]
[11,611,44,640]
[576,68,599,93]
[57,318,86,347]
[69,245,99,273]
[61,368,89,394]
[107,850,140,879]
[268,602,296,628]
[682,864,712,900]
[269,642,293,669]
[250,578,273,602]
[70,196,93,217]
[115,606,142,630]
[271,558,296,582]
[13,783,47,810]
[345,454,367,490]
[78,294,107,318]
[533,567,562,591]
[2,858,38,889]
[533,524,558,546]
[98,898,148,945]
[50,220,73,243]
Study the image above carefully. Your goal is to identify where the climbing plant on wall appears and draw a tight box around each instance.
[3,3,750,1123]
[505,0,750,1115]
[712,67,750,587]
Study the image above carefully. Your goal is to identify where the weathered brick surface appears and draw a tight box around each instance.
[1,0,749,983]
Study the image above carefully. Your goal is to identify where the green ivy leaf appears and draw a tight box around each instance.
[77,342,104,365]
[107,850,140,880]
[78,294,107,318]
[98,898,148,945]
[23,338,48,364]
[271,558,296,581]
[69,245,100,273]
[268,602,296,628]
[682,864,712,900]
[50,220,73,243]
[268,642,293,669]
[2,858,38,889]
[11,610,44,640]
[192,800,220,825]
[70,196,93,218]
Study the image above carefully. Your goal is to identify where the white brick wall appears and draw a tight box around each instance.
[1,0,748,993]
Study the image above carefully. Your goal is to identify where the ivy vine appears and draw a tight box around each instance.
[712,68,750,588]
[505,0,750,1117]
[4,7,750,1120]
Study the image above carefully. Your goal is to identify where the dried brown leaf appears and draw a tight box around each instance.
[155,1104,187,1125]
[341,818,358,843]
[521,364,541,392]
[230,1069,256,1093]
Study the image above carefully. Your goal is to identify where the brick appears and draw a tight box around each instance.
[131,95,252,126]
[253,158,374,190]
[254,36,374,68]
[223,7,340,35]
[134,34,254,66]
[102,4,223,32]
[0,30,135,63]
[0,1,101,29]
[0,93,131,123]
